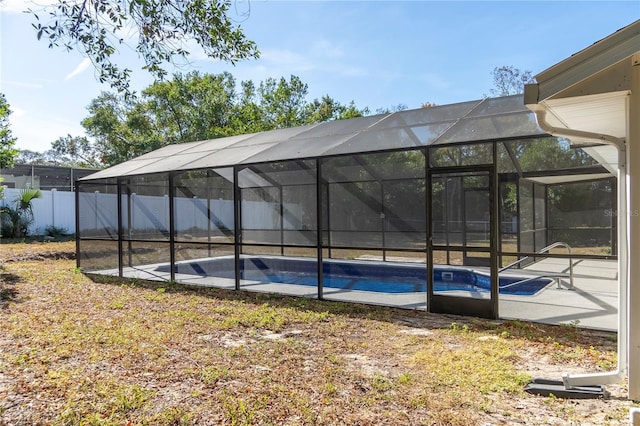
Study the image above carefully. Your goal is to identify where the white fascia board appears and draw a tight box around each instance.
[533,20,640,103]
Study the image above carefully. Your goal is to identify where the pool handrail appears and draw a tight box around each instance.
[499,241,574,290]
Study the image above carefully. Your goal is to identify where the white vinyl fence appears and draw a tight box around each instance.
[79,192,301,235]
[1,188,76,236]
[1,187,304,237]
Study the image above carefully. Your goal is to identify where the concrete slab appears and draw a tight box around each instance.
[501,258,618,331]
[88,257,619,332]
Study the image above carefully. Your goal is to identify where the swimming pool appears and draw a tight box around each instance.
[161,256,552,296]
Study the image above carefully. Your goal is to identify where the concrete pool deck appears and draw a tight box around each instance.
[502,258,618,332]
[95,257,619,332]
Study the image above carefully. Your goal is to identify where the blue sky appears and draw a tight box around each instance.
[1,1,638,153]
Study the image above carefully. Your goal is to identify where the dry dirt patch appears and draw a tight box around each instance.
[0,240,75,262]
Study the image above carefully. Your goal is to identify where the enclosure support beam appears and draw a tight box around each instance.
[491,143,499,318]
[207,170,212,258]
[117,178,123,278]
[425,164,433,312]
[316,159,324,300]
[233,166,241,291]
[168,173,176,283]
[279,184,284,256]
[126,183,133,269]
[74,184,80,269]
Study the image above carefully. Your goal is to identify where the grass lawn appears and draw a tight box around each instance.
[0,241,636,425]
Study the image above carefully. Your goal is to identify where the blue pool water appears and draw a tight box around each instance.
[161,257,552,296]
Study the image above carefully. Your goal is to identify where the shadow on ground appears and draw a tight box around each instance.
[0,272,22,308]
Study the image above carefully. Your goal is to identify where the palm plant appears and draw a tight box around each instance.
[0,188,42,238]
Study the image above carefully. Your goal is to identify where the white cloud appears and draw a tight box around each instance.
[180,39,213,62]
[0,0,29,13]
[0,0,59,13]
[311,40,345,60]
[260,48,314,72]
[1,80,44,89]
[65,58,91,80]
[260,46,367,77]
[169,40,367,89]
[155,37,364,83]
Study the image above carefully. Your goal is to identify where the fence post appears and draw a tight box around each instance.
[164,194,169,234]
[51,188,57,228]
[131,193,137,237]
[94,191,99,232]
[193,196,198,233]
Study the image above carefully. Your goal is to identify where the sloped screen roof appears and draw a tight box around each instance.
[82,95,546,180]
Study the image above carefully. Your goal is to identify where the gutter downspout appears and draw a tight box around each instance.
[525,103,628,389]
[631,407,640,426]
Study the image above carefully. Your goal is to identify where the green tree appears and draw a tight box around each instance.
[229,80,269,134]
[81,72,239,164]
[488,66,534,97]
[0,93,19,168]
[509,138,596,172]
[258,75,309,129]
[82,91,163,165]
[376,104,408,114]
[142,71,237,143]
[16,150,50,165]
[50,134,101,167]
[75,73,368,166]
[28,0,259,93]
[340,101,369,120]
[304,96,369,123]
[304,95,342,124]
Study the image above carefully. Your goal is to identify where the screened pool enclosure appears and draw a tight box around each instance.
[76,95,616,321]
